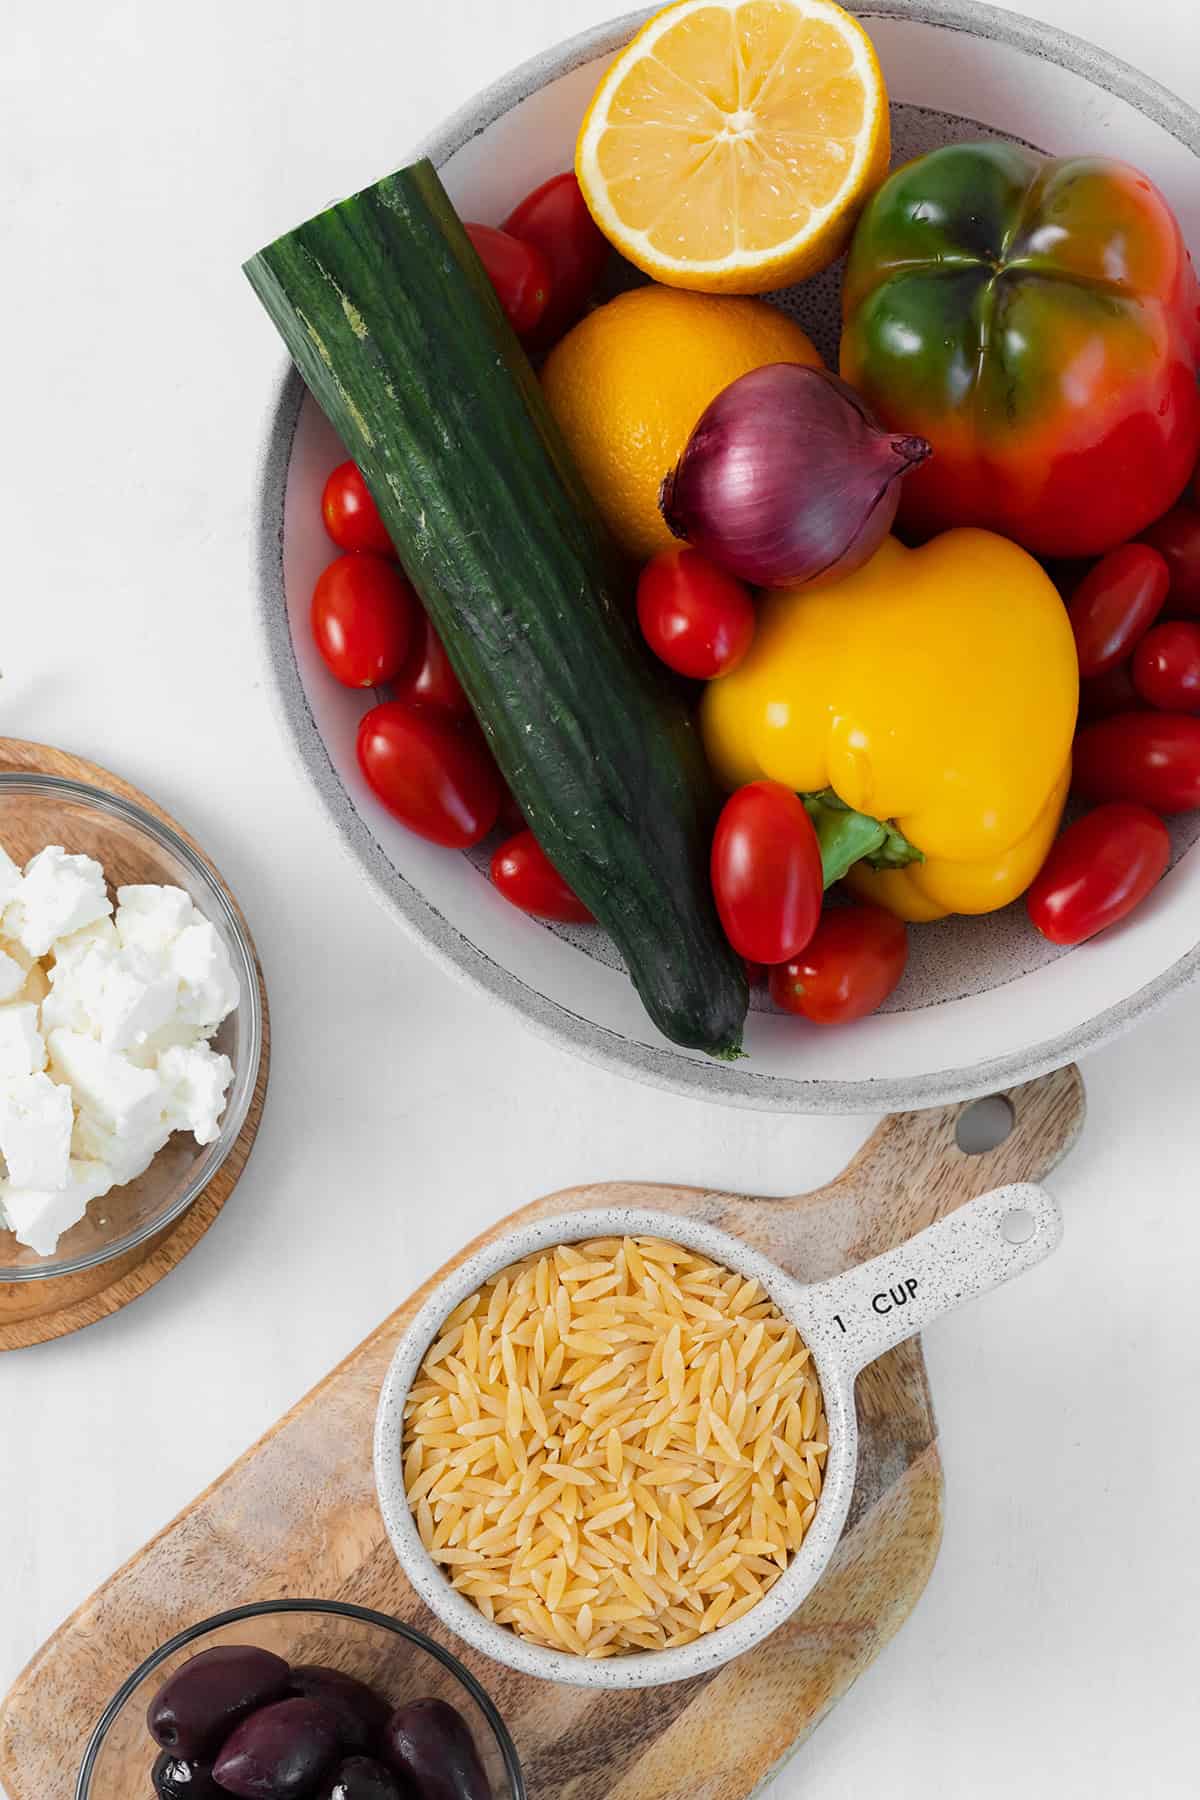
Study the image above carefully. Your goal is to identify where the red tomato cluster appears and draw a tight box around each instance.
[1029,471,1200,948]
[309,175,610,926]
[709,780,909,1024]
[463,174,610,347]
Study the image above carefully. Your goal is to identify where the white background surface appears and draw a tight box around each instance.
[2,1,1200,1795]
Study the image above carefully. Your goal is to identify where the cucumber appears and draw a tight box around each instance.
[245,159,747,1058]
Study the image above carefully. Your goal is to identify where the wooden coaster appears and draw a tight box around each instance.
[0,737,269,1350]
[0,1065,1084,1798]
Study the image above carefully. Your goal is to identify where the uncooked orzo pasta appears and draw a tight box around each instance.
[402,1235,828,1658]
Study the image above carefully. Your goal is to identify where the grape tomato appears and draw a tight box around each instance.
[768,903,908,1025]
[1140,505,1200,617]
[1027,803,1169,945]
[1131,620,1200,712]
[1073,711,1200,813]
[311,555,416,689]
[490,830,593,923]
[393,610,472,719]
[357,703,502,847]
[637,548,755,679]
[502,172,610,349]
[464,224,551,339]
[1067,543,1168,677]
[710,782,823,965]
[321,462,394,556]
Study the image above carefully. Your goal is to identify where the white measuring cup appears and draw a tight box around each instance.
[375,1183,1062,1689]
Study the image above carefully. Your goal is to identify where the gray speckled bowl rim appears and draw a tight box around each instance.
[374,1207,859,1689]
[254,0,1200,1115]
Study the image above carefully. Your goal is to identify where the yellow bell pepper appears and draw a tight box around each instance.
[700,530,1078,920]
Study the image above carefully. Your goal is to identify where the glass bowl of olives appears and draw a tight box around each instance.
[75,1599,524,1800]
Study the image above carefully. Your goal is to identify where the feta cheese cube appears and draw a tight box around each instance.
[45,941,176,1045]
[115,885,196,956]
[0,947,28,1003]
[47,1029,165,1140]
[52,916,119,968]
[170,921,239,1030]
[61,942,178,1052]
[0,1159,113,1256]
[125,1016,196,1070]
[0,1003,46,1078]
[0,1072,74,1188]
[158,1042,234,1145]
[4,847,112,958]
[0,846,22,909]
[73,1107,171,1186]
[96,950,179,1052]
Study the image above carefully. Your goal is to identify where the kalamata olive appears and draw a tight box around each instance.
[153,1753,222,1799]
[148,1647,291,1758]
[383,1700,492,1800]
[318,1756,404,1800]
[289,1668,389,1754]
[212,1697,340,1799]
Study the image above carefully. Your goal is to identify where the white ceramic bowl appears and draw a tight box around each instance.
[256,0,1200,1112]
[374,1189,1062,1688]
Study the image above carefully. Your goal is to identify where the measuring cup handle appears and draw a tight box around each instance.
[799,1182,1062,1378]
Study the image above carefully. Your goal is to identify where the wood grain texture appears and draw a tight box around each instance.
[0,1064,1085,1799]
[0,737,269,1350]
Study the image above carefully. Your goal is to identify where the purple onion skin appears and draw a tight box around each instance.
[660,363,932,589]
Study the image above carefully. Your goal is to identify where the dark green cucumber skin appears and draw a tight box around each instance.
[245,159,746,1057]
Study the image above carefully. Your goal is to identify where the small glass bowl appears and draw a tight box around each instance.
[75,1599,525,1800]
[0,773,263,1280]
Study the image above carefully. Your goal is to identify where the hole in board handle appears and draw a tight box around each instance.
[1000,1207,1036,1245]
[955,1094,1016,1156]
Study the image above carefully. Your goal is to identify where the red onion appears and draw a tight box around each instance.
[659,364,932,589]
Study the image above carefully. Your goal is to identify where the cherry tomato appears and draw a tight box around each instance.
[464,224,551,339]
[1078,660,1147,723]
[1067,543,1168,677]
[311,555,415,688]
[710,782,823,964]
[490,830,593,923]
[637,548,755,680]
[1132,620,1200,713]
[392,611,472,720]
[1140,505,1200,616]
[321,462,393,556]
[769,904,908,1026]
[502,173,610,349]
[356,702,502,847]
[1073,711,1200,813]
[1027,804,1169,945]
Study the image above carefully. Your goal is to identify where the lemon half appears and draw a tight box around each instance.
[577,0,890,293]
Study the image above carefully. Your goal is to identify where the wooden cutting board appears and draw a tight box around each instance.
[0,1065,1085,1800]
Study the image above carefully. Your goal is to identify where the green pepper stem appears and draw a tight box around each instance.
[803,790,923,887]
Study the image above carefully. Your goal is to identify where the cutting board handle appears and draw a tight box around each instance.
[833,1069,1086,1210]
[799,1180,1063,1376]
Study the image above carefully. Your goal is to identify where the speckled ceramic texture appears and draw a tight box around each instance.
[374,1187,1061,1688]
[255,0,1200,1113]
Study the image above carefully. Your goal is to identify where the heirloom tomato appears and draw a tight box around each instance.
[841,143,1200,557]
